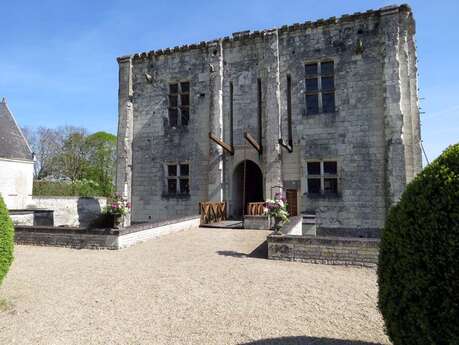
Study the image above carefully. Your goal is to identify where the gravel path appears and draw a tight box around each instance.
[0,228,389,345]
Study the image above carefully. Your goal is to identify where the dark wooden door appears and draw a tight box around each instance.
[286,189,298,216]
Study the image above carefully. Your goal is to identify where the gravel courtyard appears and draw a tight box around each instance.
[0,228,389,345]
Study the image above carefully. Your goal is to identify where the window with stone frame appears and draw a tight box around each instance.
[168,81,190,127]
[166,162,190,195]
[306,160,338,195]
[305,61,335,115]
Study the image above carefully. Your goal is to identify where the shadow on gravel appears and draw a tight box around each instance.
[216,241,268,259]
[239,336,384,345]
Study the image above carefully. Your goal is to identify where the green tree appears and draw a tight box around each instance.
[84,132,117,196]
[0,195,14,286]
[57,128,88,182]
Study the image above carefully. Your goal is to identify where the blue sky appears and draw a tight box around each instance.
[1,0,458,162]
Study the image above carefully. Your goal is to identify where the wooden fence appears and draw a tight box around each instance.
[246,202,266,216]
[199,202,227,225]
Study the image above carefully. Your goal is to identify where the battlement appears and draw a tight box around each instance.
[117,4,412,63]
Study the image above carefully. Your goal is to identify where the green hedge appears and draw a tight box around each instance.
[33,179,108,197]
[378,143,459,344]
[0,195,14,286]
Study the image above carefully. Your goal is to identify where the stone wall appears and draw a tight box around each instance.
[0,158,33,209]
[281,216,302,235]
[244,215,270,230]
[30,196,107,228]
[14,216,200,250]
[268,234,379,267]
[117,5,421,236]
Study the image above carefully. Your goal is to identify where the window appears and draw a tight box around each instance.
[168,82,190,127]
[305,61,335,114]
[306,161,338,195]
[166,163,190,195]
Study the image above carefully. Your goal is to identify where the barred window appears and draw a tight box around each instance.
[168,82,190,127]
[305,61,335,114]
[166,163,190,195]
[306,161,338,195]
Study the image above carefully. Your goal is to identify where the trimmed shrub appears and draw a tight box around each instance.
[0,195,14,286]
[33,179,106,197]
[378,143,459,345]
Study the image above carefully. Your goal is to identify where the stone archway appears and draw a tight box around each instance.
[232,160,263,218]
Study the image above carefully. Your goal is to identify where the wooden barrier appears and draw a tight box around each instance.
[246,202,266,216]
[199,202,227,225]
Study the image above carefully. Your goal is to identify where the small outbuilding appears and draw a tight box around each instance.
[0,97,34,209]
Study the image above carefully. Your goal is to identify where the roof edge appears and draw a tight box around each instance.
[117,4,411,61]
[0,97,34,158]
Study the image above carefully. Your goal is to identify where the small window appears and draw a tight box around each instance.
[307,178,321,194]
[166,162,190,196]
[180,164,189,176]
[168,165,177,177]
[307,162,321,175]
[305,61,335,114]
[305,78,318,92]
[169,83,178,94]
[179,179,190,194]
[322,93,335,113]
[323,161,337,175]
[169,109,178,127]
[306,161,338,195]
[305,63,318,76]
[321,76,334,91]
[321,61,334,75]
[168,179,177,195]
[306,94,319,115]
[180,81,190,93]
[181,108,189,126]
[168,81,190,127]
[180,94,189,106]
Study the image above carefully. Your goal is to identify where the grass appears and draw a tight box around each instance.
[0,297,14,313]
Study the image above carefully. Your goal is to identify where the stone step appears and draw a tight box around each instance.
[302,214,317,236]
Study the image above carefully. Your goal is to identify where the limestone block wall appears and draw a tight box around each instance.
[268,234,379,267]
[30,196,107,228]
[0,158,34,209]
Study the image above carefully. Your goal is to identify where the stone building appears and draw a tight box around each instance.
[0,98,34,209]
[116,4,422,237]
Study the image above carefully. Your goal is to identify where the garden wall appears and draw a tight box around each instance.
[30,196,107,228]
[268,234,379,267]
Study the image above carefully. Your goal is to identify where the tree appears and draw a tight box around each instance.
[84,131,117,196]
[0,195,14,286]
[25,125,116,196]
[378,143,459,345]
[23,126,64,178]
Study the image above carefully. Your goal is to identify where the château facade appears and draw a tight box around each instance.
[116,4,421,237]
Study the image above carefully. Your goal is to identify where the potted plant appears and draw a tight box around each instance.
[265,193,289,235]
[104,193,130,229]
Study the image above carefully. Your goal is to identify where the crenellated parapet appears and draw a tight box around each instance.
[117,4,413,63]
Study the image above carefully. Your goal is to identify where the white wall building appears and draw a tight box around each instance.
[0,98,34,209]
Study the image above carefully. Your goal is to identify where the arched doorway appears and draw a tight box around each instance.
[232,160,263,218]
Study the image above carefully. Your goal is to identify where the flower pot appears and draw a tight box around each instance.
[112,214,123,229]
[273,216,283,235]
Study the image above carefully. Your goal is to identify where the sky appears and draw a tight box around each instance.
[1,0,458,162]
